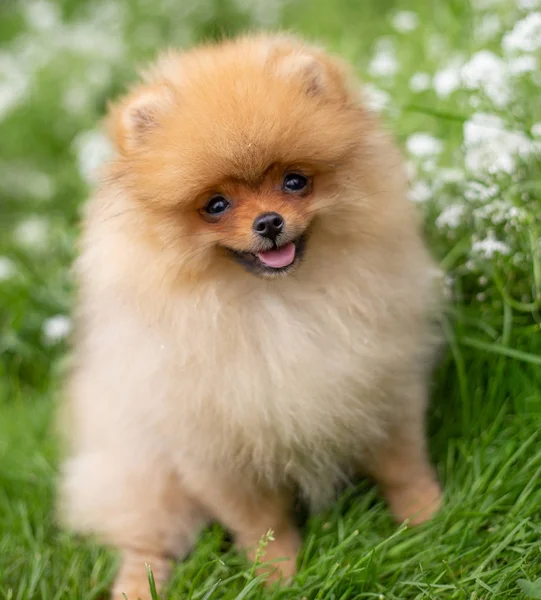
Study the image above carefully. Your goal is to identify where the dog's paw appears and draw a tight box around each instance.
[385,477,442,526]
[248,529,300,586]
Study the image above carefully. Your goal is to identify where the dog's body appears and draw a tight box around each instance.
[60,34,442,599]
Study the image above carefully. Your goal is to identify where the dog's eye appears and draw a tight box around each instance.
[204,195,230,215]
[283,173,309,193]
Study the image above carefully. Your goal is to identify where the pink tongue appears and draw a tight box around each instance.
[257,242,296,268]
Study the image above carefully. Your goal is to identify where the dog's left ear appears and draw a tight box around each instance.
[277,52,328,96]
[275,47,355,103]
[106,83,174,155]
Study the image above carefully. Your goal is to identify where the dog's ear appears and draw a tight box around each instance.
[274,46,356,103]
[276,51,327,96]
[106,83,174,154]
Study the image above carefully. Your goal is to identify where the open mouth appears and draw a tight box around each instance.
[226,234,306,276]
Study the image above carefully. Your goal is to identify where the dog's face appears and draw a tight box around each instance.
[196,165,313,277]
[106,36,371,279]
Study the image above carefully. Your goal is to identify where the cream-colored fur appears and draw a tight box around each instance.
[59,34,443,599]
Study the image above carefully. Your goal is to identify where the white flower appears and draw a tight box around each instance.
[0,162,55,201]
[463,113,534,175]
[532,123,541,137]
[406,133,443,158]
[0,53,31,120]
[433,58,463,98]
[72,129,114,184]
[391,11,419,33]
[503,12,541,54]
[0,256,15,281]
[518,0,541,8]
[368,53,398,78]
[14,216,49,249]
[43,315,72,344]
[23,0,61,31]
[465,181,499,202]
[368,39,398,78]
[408,181,432,203]
[436,204,464,229]
[63,84,90,115]
[474,200,528,226]
[461,51,509,108]
[472,234,511,258]
[422,159,438,172]
[508,54,538,75]
[476,14,502,42]
[363,83,390,112]
[409,72,431,93]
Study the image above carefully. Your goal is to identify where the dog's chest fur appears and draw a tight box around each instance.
[145,272,410,501]
[78,230,427,503]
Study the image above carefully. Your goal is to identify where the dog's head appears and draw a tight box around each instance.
[105,35,388,280]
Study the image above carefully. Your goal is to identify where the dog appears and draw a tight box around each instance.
[59,33,443,599]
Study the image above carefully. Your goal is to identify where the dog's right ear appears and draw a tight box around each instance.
[272,43,356,104]
[106,83,174,154]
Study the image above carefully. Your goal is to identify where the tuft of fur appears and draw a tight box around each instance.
[59,34,443,599]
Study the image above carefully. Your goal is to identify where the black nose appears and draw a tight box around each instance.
[253,212,284,241]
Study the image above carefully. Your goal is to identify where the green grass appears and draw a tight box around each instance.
[1,0,541,598]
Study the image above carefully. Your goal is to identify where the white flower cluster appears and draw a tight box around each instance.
[406,133,444,158]
[72,129,115,184]
[398,6,540,240]
[461,51,510,108]
[14,216,50,250]
[409,72,431,93]
[369,38,398,78]
[367,13,539,111]
[472,234,511,259]
[0,0,129,123]
[408,181,432,204]
[433,57,464,98]
[42,315,72,344]
[463,113,537,176]
[391,11,419,33]
[436,204,465,229]
[363,84,391,112]
[503,12,541,54]
[391,8,541,291]
[0,161,55,201]
[0,257,16,282]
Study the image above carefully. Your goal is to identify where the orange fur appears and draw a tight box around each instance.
[59,34,443,599]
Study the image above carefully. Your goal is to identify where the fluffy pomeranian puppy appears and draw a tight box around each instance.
[59,34,443,599]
